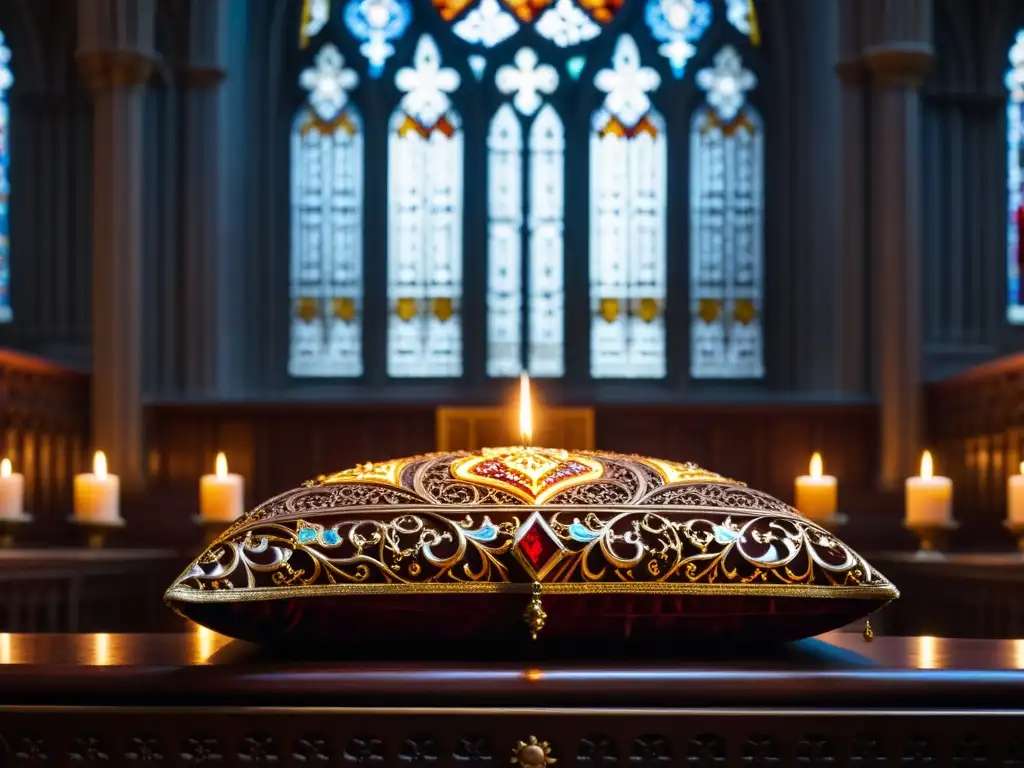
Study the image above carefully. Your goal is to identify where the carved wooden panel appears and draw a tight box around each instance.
[0,710,1021,767]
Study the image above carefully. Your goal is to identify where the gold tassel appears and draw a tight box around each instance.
[748,0,761,46]
[862,618,875,643]
[524,582,548,640]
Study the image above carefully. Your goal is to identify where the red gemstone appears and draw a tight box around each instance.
[515,514,563,577]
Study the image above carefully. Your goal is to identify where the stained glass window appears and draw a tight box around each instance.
[0,31,10,323]
[690,45,764,379]
[388,35,464,378]
[300,0,331,48]
[589,35,667,379]
[289,44,364,377]
[725,0,759,44]
[487,48,564,378]
[644,0,712,78]
[1007,29,1024,323]
[436,0,623,49]
[343,0,412,76]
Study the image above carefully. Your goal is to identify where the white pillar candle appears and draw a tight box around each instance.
[794,452,838,521]
[1008,461,1024,525]
[0,458,25,520]
[905,450,952,526]
[73,451,121,523]
[200,452,244,522]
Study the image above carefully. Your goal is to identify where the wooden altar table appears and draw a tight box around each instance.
[0,631,1022,766]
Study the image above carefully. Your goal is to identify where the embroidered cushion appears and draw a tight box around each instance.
[165,448,897,654]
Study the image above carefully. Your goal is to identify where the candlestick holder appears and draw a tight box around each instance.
[193,516,235,547]
[904,519,958,557]
[68,517,125,549]
[1004,520,1024,554]
[0,513,32,548]
[808,512,848,534]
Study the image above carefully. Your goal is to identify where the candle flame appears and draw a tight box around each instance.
[519,372,532,445]
[917,635,938,669]
[0,458,10,478]
[920,450,933,480]
[93,451,107,480]
[1019,461,1024,476]
[809,452,823,478]
[215,452,228,478]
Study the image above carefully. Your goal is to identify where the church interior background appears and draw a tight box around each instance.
[1,0,1024,756]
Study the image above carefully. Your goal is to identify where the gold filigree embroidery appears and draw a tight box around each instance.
[450,447,604,505]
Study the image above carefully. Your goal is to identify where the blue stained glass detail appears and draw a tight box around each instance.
[297,527,318,543]
[0,30,12,322]
[343,0,412,78]
[566,56,586,80]
[468,54,487,81]
[644,0,712,78]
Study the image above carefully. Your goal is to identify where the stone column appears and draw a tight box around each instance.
[864,1,934,489]
[76,0,156,493]
[834,0,869,395]
[179,0,228,394]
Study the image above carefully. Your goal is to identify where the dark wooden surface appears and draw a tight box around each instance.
[0,630,1023,707]
[0,632,1022,767]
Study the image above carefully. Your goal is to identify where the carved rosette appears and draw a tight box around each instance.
[165,449,897,640]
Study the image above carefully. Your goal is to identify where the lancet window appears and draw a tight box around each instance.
[0,31,12,323]
[1007,29,1024,323]
[289,0,765,383]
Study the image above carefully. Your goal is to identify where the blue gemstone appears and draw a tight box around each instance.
[297,528,318,543]
[322,529,341,546]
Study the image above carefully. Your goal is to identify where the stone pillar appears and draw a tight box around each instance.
[76,0,156,492]
[834,0,869,395]
[179,0,228,394]
[864,1,934,489]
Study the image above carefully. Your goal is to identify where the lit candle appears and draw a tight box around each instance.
[794,452,838,522]
[905,450,953,526]
[73,451,121,523]
[519,371,533,445]
[0,458,25,520]
[199,452,244,522]
[1008,461,1024,525]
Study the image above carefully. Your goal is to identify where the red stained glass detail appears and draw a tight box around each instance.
[577,0,623,23]
[501,0,553,22]
[432,0,475,21]
[516,517,561,575]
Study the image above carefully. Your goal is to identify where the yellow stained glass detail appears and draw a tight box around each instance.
[396,298,418,322]
[734,299,757,325]
[636,298,660,323]
[432,297,454,322]
[598,298,620,323]
[296,297,319,323]
[698,299,720,324]
[332,297,357,323]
